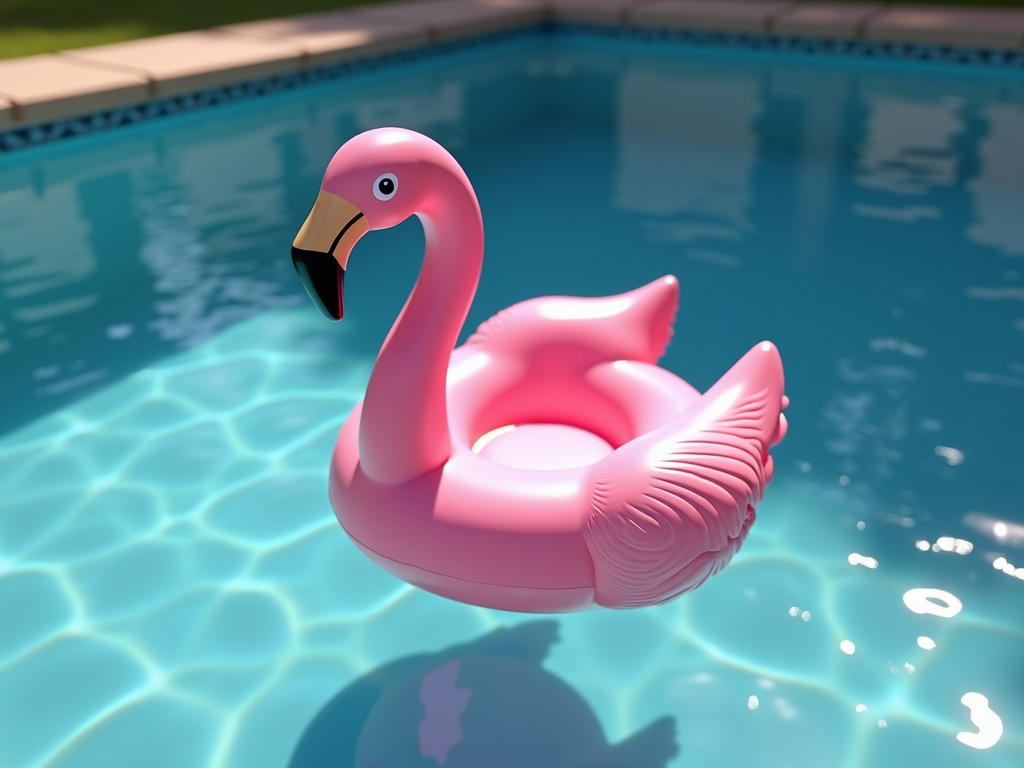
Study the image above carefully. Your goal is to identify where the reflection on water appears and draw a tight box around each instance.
[137,175,298,349]
[0,52,527,436]
[856,95,962,199]
[965,512,1024,550]
[0,184,95,299]
[0,31,1023,768]
[968,105,1024,257]
[353,82,465,135]
[0,132,306,433]
[614,66,760,269]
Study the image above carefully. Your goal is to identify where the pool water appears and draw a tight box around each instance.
[1,29,1023,768]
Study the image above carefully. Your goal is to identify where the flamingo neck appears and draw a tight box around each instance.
[358,177,483,484]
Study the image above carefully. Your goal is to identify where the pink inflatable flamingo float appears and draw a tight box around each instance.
[291,127,787,613]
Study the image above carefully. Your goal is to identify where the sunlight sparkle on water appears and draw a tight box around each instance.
[903,588,962,618]
[992,556,1024,580]
[933,536,973,554]
[848,553,879,569]
[957,693,1003,749]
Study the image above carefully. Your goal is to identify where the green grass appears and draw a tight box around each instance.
[0,0,387,60]
[1,0,1023,60]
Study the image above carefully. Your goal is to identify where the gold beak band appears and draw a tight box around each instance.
[292,190,369,270]
[291,190,369,321]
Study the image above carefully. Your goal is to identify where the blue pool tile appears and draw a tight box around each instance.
[232,398,346,453]
[183,539,252,583]
[0,571,74,663]
[0,491,80,558]
[121,422,236,489]
[104,398,198,433]
[46,695,217,768]
[204,475,330,544]
[223,658,356,768]
[0,636,149,768]
[190,590,293,665]
[71,542,187,620]
[686,557,832,679]
[162,359,271,413]
[171,665,277,709]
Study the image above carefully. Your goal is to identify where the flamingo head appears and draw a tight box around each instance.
[291,127,468,320]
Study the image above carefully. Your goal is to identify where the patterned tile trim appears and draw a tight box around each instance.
[563,20,1024,64]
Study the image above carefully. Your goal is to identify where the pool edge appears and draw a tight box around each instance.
[1,0,1024,152]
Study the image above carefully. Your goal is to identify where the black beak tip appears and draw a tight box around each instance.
[291,246,345,321]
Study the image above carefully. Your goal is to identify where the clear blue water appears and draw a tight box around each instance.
[1,30,1023,768]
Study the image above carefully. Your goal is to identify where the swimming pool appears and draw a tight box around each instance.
[1,26,1022,768]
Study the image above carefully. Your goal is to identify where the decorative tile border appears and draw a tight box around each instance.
[0,25,541,154]
[567,19,1024,65]
[2,16,1023,155]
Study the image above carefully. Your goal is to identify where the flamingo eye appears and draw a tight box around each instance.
[374,173,397,201]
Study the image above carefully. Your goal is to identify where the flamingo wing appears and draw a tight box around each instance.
[584,342,786,608]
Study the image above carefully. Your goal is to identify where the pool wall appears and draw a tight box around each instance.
[1,0,1024,152]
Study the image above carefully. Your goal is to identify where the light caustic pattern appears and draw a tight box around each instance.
[0,310,394,768]
[1,308,1021,768]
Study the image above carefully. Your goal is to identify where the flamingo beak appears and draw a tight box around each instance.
[291,190,369,320]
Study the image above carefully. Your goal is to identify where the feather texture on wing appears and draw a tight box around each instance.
[584,342,784,608]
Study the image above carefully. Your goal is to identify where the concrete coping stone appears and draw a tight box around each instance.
[866,5,1024,50]
[773,3,886,40]
[630,1,798,35]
